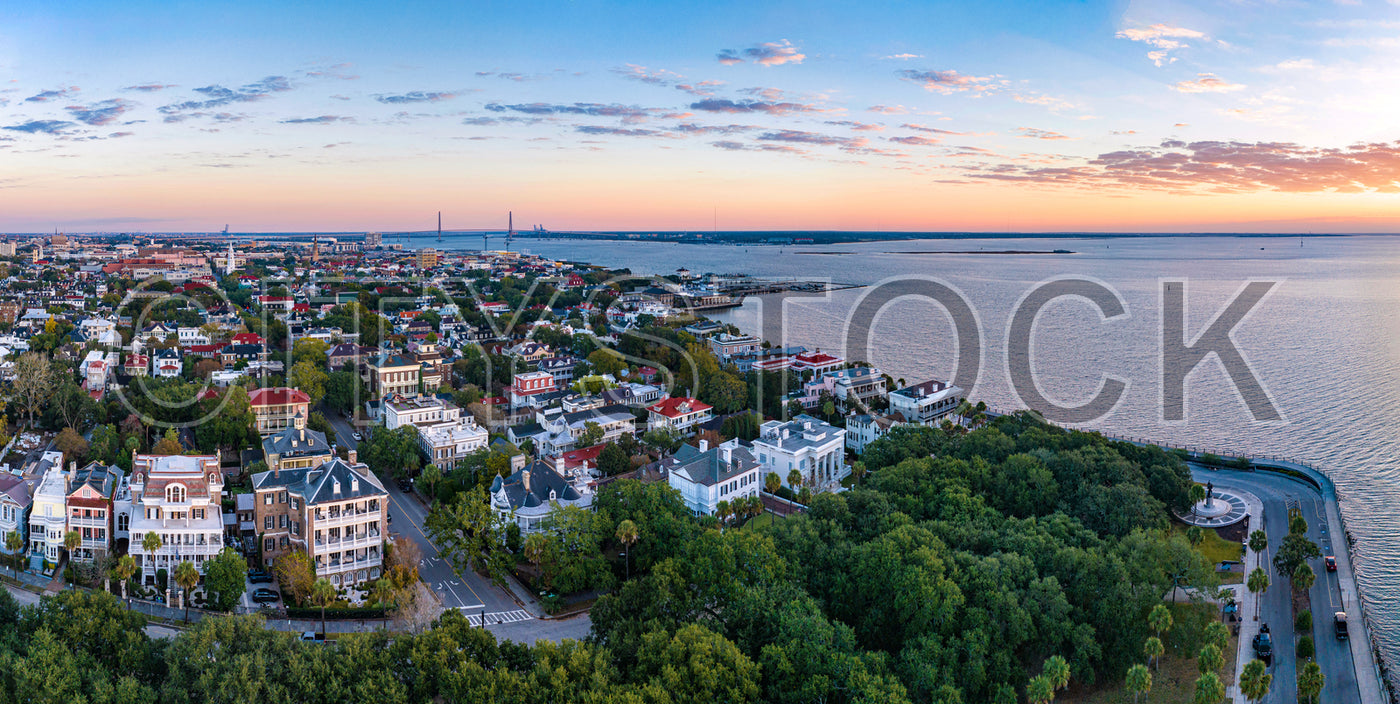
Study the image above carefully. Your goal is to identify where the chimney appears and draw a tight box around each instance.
[719,445,731,463]
[523,467,532,494]
[347,449,357,465]
[698,439,708,453]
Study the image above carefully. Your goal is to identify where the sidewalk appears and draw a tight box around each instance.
[1224,488,1264,704]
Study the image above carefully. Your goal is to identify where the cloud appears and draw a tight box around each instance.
[160,76,292,117]
[475,71,540,81]
[2,120,74,134]
[461,115,544,126]
[486,102,659,123]
[676,80,724,96]
[889,134,943,146]
[26,86,79,102]
[962,139,1400,194]
[1013,92,1077,112]
[108,131,134,138]
[901,123,964,135]
[374,90,459,104]
[717,40,806,66]
[613,64,683,86]
[689,98,824,115]
[1111,130,1138,135]
[757,129,868,151]
[65,99,135,126]
[1116,23,1208,66]
[1173,73,1245,93]
[1016,127,1071,140]
[124,84,175,93]
[825,120,884,132]
[898,69,999,95]
[671,123,755,135]
[868,104,911,114]
[883,53,923,60]
[574,125,672,138]
[304,63,358,80]
[709,140,805,153]
[280,115,352,125]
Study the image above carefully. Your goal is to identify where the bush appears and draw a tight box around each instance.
[1297,635,1315,659]
[1296,610,1313,632]
[285,606,387,620]
[156,569,168,592]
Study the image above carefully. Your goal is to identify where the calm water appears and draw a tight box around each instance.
[421,233,1400,675]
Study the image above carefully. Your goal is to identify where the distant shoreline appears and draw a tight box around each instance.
[797,249,1076,256]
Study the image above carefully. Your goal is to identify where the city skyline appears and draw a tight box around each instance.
[4,0,1400,232]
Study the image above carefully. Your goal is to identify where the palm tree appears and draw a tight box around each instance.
[62,530,81,589]
[1247,567,1270,620]
[1296,660,1325,704]
[5,531,23,581]
[764,472,781,494]
[1248,529,1268,569]
[715,500,730,527]
[370,579,395,608]
[173,561,199,621]
[1239,659,1272,703]
[615,519,638,580]
[1188,484,1207,521]
[1147,604,1173,641]
[114,555,136,605]
[1193,672,1225,704]
[1042,655,1070,693]
[1026,675,1055,704]
[1197,644,1223,674]
[1125,664,1152,704]
[1203,621,1229,653]
[786,468,802,489]
[1143,637,1164,671]
[1293,562,1316,593]
[310,577,336,638]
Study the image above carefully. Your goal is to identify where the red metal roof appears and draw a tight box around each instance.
[248,387,310,406]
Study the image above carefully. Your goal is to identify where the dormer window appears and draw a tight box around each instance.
[166,485,186,503]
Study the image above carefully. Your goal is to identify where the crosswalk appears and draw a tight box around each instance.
[463,609,533,627]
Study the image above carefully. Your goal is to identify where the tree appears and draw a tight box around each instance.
[1042,655,1070,693]
[113,554,136,604]
[289,360,328,408]
[1188,483,1206,521]
[597,443,630,476]
[1204,621,1229,653]
[1274,532,1321,577]
[12,351,54,427]
[587,349,626,376]
[5,530,23,580]
[202,548,247,612]
[1297,661,1325,704]
[425,486,512,587]
[272,550,315,606]
[1292,561,1316,593]
[1248,529,1267,568]
[1193,671,1225,704]
[311,577,336,638]
[1247,567,1270,620]
[63,530,81,589]
[787,468,802,489]
[635,625,761,704]
[616,519,639,580]
[152,427,184,455]
[765,472,781,494]
[1289,512,1308,536]
[173,560,200,621]
[1125,664,1152,704]
[577,421,604,448]
[1026,675,1054,704]
[1148,603,1173,639]
[1197,643,1223,674]
[1240,659,1272,703]
[54,427,89,466]
[420,463,442,498]
[1296,635,1314,659]
[1144,636,1164,670]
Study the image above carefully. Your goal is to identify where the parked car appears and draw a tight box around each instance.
[1325,556,1337,572]
[1252,624,1273,664]
[1335,612,1349,640]
[352,431,363,441]
[248,570,274,584]
[250,588,281,604]
[301,631,326,642]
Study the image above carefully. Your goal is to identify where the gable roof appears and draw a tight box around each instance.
[490,460,581,510]
[248,387,310,407]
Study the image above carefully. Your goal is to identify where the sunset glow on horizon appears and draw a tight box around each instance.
[5,0,1400,233]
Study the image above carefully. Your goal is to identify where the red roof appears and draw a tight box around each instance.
[186,344,222,355]
[648,397,712,418]
[562,443,606,470]
[248,387,310,407]
[232,333,264,345]
[483,396,508,406]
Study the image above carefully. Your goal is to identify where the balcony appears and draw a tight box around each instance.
[312,508,381,527]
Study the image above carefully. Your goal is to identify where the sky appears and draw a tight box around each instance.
[4,0,1400,233]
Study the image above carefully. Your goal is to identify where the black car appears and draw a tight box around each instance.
[1335,612,1349,640]
[1325,556,1337,572]
[248,570,274,584]
[250,588,281,603]
[1252,624,1273,664]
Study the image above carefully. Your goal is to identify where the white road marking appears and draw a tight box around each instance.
[465,609,533,626]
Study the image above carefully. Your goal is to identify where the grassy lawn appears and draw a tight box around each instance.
[1063,603,1238,704]
[1172,523,1245,584]
[743,512,775,531]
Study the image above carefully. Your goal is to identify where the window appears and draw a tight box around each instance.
[264,538,274,552]
[264,494,273,505]
[166,485,186,503]
[279,515,288,529]
[264,516,273,530]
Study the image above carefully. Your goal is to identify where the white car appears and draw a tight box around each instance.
[352,431,363,441]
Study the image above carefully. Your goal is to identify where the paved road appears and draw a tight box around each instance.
[327,415,520,616]
[1192,467,1361,704]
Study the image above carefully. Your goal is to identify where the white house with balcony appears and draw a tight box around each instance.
[664,439,763,516]
[27,452,67,571]
[0,474,31,559]
[121,454,224,584]
[489,460,592,533]
[751,415,848,489]
[888,379,964,425]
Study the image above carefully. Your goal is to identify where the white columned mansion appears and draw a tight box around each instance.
[751,415,848,489]
[120,454,225,584]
